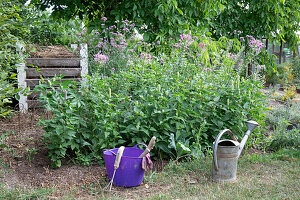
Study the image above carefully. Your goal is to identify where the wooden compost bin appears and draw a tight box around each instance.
[17,44,88,112]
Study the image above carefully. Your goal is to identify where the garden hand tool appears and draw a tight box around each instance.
[139,136,156,171]
[139,136,156,158]
[104,146,125,191]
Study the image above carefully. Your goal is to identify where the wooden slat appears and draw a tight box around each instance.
[26,68,81,78]
[26,78,81,87]
[25,58,80,67]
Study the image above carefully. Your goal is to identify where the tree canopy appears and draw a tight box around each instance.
[31,0,300,45]
[31,0,221,41]
[211,0,300,48]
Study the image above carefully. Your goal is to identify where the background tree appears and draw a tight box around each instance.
[31,0,223,41]
[211,0,300,48]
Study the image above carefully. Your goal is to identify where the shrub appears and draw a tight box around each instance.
[265,103,300,130]
[0,0,23,116]
[37,26,266,167]
[267,120,300,151]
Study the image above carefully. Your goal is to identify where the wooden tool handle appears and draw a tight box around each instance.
[147,136,156,151]
[114,146,125,170]
[139,136,156,158]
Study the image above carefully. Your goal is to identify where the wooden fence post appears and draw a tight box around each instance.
[16,42,28,113]
[80,43,88,83]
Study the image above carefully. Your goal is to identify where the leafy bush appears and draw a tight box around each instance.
[36,43,265,167]
[267,121,300,151]
[0,71,18,116]
[36,25,267,167]
[265,103,300,130]
[260,103,300,151]
[0,0,23,116]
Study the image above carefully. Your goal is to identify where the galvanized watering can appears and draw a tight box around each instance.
[212,121,259,183]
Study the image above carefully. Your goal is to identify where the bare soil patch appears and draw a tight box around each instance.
[27,45,79,58]
[0,112,168,199]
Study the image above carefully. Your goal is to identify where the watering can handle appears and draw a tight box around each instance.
[213,129,237,171]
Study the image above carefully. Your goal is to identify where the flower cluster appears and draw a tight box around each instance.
[247,35,265,53]
[94,53,109,63]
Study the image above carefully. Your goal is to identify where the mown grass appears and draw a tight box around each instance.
[0,149,299,200]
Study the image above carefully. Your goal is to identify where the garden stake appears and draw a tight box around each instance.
[104,146,125,191]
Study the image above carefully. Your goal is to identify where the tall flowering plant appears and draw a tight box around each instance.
[75,18,153,76]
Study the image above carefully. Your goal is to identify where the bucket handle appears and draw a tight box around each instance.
[103,149,117,156]
[103,143,147,155]
[133,143,147,149]
[213,129,237,171]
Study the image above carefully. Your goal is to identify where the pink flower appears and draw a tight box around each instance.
[94,53,109,63]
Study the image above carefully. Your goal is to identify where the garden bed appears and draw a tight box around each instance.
[0,111,299,199]
[0,113,168,199]
[1,95,299,199]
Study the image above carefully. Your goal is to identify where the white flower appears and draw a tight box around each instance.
[133,29,143,41]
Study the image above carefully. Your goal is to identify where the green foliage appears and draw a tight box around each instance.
[0,0,22,71]
[31,0,221,41]
[16,7,83,45]
[36,33,266,167]
[262,103,300,151]
[268,125,299,151]
[265,103,300,129]
[0,186,53,200]
[256,51,279,84]
[0,71,18,116]
[291,56,300,85]
[212,0,300,48]
[0,0,23,116]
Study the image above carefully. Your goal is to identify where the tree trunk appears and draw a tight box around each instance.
[265,39,268,51]
[283,43,286,63]
[279,40,283,64]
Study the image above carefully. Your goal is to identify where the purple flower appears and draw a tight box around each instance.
[228,53,237,58]
[160,58,164,64]
[199,43,204,48]
[140,53,145,58]
[101,17,107,21]
[157,40,160,45]
[94,53,109,63]
[240,37,245,42]
[111,68,115,72]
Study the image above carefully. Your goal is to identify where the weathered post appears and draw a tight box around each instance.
[16,42,28,113]
[80,43,88,83]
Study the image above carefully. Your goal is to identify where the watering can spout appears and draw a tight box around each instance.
[247,120,259,132]
[238,121,259,157]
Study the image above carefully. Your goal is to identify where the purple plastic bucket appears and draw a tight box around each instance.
[103,144,145,187]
